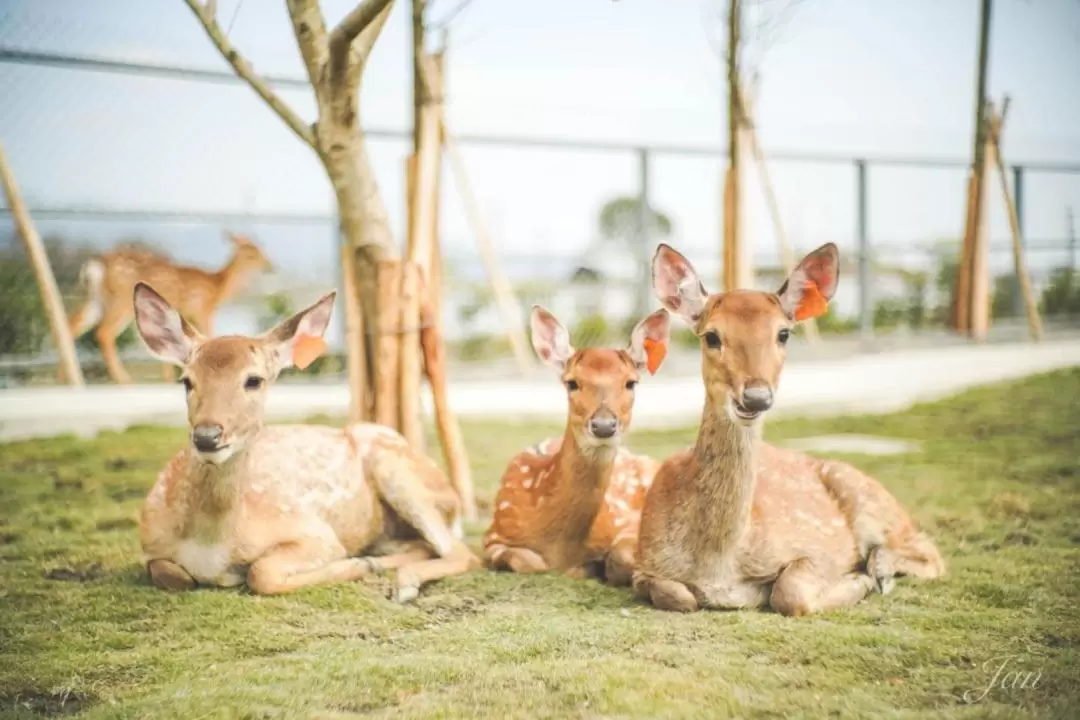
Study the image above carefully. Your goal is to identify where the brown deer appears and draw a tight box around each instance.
[68,232,272,384]
[133,282,479,601]
[633,242,945,616]
[484,305,670,585]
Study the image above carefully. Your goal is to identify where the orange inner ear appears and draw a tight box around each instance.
[643,338,667,375]
[794,282,829,321]
[292,333,327,370]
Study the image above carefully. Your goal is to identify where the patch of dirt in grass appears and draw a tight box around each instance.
[43,563,107,583]
[105,457,134,471]
[0,691,96,717]
[0,532,18,545]
[109,487,145,502]
[50,474,84,491]
[96,517,137,532]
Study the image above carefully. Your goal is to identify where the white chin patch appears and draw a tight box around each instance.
[194,445,238,465]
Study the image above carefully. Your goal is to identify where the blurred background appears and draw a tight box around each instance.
[2,0,1079,386]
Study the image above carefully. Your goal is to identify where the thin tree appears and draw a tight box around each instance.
[184,0,399,420]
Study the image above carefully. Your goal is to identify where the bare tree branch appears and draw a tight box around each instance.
[329,0,395,63]
[285,0,331,95]
[428,0,476,31]
[184,0,316,148]
[342,1,395,87]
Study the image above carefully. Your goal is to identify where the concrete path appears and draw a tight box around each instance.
[2,338,1079,443]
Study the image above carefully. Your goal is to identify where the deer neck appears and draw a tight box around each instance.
[212,254,253,303]
[690,397,759,554]
[181,448,247,540]
[536,428,618,565]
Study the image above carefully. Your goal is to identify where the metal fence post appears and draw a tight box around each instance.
[1012,165,1025,317]
[636,147,652,319]
[856,159,872,342]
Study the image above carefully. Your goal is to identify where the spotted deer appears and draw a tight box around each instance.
[633,243,945,615]
[483,305,670,585]
[133,282,479,601]
[68,231,273,384]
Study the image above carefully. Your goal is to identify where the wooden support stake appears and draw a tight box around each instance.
[375,260,402,430]
[419,289,476,521]
[738,80,819,342]
[341,242,369,422]
[0,144,84,387]
[969,112,994,342]
[444,126,534,379]
[987,99,1042,341]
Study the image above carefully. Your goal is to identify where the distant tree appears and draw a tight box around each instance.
[593,195,674,318]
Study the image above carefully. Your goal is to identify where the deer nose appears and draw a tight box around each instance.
[740,386,774,413]
[191,424,224,452]
[588,413,619,439]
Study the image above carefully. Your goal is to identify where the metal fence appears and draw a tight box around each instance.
[2,42,1080,386]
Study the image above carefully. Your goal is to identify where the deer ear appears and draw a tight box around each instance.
[627,309,670,375]
[777,243,839,321]
[652,244,709,325]
[530,305,574,372]
[264,291,336,373]
[133,283,201,366]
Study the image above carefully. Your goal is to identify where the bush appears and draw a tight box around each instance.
[1041,268,1080,316]
[571,313,610,347]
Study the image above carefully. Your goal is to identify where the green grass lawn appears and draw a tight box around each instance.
[2,369,1079,719]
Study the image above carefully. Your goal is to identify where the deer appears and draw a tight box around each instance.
[483,305,670,586]
[632,242,945,616]
[67,231,273,384]
[132,282,479,601]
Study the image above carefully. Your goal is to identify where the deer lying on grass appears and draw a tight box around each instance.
[633,243,945,615]
[483,305,670,585]
[69,232,272,384]
[133,282,478,601]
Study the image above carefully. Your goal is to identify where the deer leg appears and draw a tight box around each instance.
[58,301,101,382]
[391,541,482,604]
[604,533,637,587]
[632,572,700,612]
[246,540,374,595]
[486,544,549,573]
[96,308,133,384]
[147,559,196,592]
[365,443,456,557]
[770,557,875,617]
[360,541,435,572]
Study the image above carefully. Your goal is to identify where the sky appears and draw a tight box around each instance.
[1,0,1079,323]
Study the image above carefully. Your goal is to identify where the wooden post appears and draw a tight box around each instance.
[954,0,993,334]
[0,144,84,387]
[987,98,1042,341]
[722,0,742,292]
[375,260,402,430]
[969,103,994,342]
[444,126,534,379]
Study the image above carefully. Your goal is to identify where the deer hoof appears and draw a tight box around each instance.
[867,547,896,596]
[392,571,420,604]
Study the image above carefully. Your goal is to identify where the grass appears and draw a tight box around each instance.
[2,369,1080,719]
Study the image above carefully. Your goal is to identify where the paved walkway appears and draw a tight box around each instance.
[2,338,1079,443]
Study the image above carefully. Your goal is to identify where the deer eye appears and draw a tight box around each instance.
[244,376,265,391]
[180,377,193,392]
[625,380,638,391]
[777,328,791,345]
[703,331,722,350]
[565,379,580,392]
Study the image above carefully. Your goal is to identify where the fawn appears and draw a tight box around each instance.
[632,242,945,615]
[133,282,479,601]
[69,231,272,384]
[483,305,670,585]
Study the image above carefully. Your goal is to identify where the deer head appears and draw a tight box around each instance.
[652,242,839,425]
[133,283,336,464]
[531,305,670,448]
[227,231,274,273]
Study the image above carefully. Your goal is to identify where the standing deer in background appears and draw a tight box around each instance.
[68,231,272,384]
[633,243,944,615]
[484,305,670,585]
[134,283,479,601]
